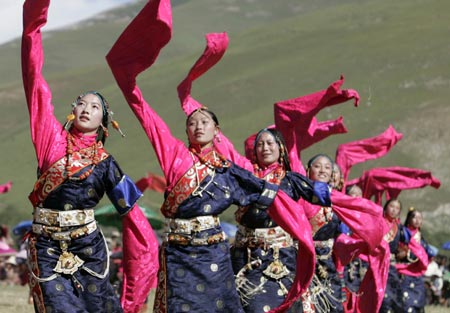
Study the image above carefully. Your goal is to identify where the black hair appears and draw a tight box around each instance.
[307,153,334,169]
[383,198,402,212]
[404,207,421,228]
[74,91,110,144]
[186,107,220,126]
[254,128,291,171]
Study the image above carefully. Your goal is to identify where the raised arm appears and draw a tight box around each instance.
[177,32,254,171]
[22,0,65,171]
[106,0,194,187]
[274,76,359,173]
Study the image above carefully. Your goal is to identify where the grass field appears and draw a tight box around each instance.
[0,284,448,313]
[0,284,156,313]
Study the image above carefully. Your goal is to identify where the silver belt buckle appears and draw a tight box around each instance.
[53,251,85,275]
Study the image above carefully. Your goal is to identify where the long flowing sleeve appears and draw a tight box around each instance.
[0,181,12,194]
[334,234,390,313]
[267,191,316,313]
[176,32,254,171]
[335,125,403,185]
[330,190,385,252]
[106,0,194,189]
[22,0,66,172]
[274,76,359,174]
[121,204,160,313]
[396,229,429,277]
[347,167,441,205]
[243,116,347,165]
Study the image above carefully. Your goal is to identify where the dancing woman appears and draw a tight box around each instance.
[22,1,158,312]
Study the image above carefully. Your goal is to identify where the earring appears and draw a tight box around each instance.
[100,124,109,138]
[64,113,75,131]
[111,120,125,137]
[215,133,221,143]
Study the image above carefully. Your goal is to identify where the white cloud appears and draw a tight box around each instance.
[0,0,135,45]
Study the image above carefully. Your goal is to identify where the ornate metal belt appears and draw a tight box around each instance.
[164,215,220,234]
[234,225,294,249]
[34,207,95,227]
[32,220,97,241]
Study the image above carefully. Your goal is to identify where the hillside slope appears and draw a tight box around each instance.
[0,0,448,244]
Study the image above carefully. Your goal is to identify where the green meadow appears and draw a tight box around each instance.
[0,0,449,248]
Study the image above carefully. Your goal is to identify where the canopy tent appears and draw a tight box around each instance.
[95,205,164,230]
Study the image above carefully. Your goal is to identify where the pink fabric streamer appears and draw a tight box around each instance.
[135,173,166,193]
[329,190,385,252]
[335,125,403,187]
[121,205,160,312]
[396,228,429,277]
[107,0,192,191]
[104,0,173,311]
[347,166,441,205]
[334,234,390,313]
[274,76,359,174]
[178,32,229,116]
[243,116,347,164]
[267,191,316,313]
[176,31,258,171]
[0,181,12,194]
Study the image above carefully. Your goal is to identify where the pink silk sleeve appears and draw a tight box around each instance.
[121,204,160,313]
[396,230,429,277]
[176,32,254,170]
[274,75,359,174]
[300,116,348,151]
[330,190,385,252]
[334,234,390,313]
[335,125,403,186]
[106,0,195,189]
[267,191,315,313]
[22,0,66,172]
[348,167,441,205]
[0,181,12,194]
[243,117,347,165]
[135,173,166,193]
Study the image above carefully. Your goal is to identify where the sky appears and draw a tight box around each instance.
[0,0,135,45]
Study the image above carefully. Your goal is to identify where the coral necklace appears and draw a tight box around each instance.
[65,132,100,181]
[189,148,228,168]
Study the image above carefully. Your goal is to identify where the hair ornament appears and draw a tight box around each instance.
[64,113,75,131]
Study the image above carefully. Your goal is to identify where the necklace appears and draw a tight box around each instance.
[189,148,228,169]
[253,163,285,185]
[65,132,100,181]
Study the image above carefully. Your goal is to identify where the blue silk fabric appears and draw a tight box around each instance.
[230,172,316,312]
[401,275,426,312]
[155,164,278,313]
[29,156,142,313]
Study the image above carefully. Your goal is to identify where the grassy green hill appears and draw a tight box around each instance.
[1,0,449,248]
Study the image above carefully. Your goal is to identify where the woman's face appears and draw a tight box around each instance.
[308,156,333,183]
[186,110,218,148]
[330,163,342,189]
[347,185,363,198]
[385,200,401,220]
[72,93,104,135]
[255,132,280,167]
[409,211,423,229]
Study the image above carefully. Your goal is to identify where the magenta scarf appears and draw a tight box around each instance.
[396,227,429,277]
[335,125,403,188]
[347,166,441,205]
[274,76,360,174]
